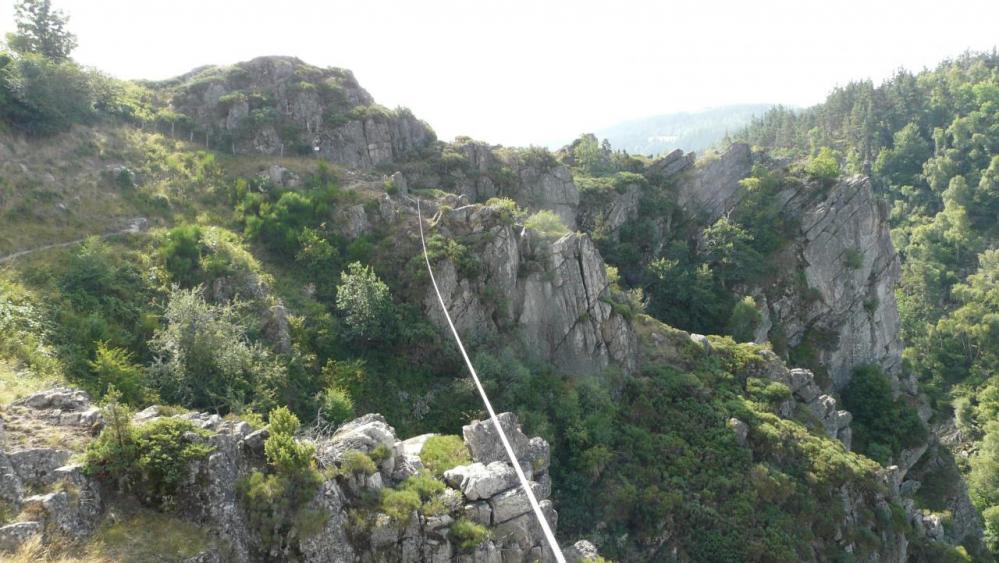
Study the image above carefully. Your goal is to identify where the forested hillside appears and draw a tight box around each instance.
[736,50,999,552]
[0,1,995,561]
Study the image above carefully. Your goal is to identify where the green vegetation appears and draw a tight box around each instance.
[737,50,999,557]
[842,366,928,465]
[524,209,570,239]
[1,8,988,559]
[419,435,471,477]
[340,450,378,476]
[241,407,326,554]
[450,518,490,550]
[84,388,214,506]
[336,261,397,342]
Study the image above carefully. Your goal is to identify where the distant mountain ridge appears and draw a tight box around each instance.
[590,103,775,156]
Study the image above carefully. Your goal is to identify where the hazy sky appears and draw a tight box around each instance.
[2,0,998,146]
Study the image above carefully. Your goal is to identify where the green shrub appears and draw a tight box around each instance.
[335,262,397,342]
[842,365,928,465]
[804,147,841,185]
[450,518,490,550]
[419,435,471,477]
[84,390,213,505]
[241,406,326,555]
[148,287,283,415]
[844,248,865,270]
[319,387,355,426]
[485,197,523,223]
[132,418,214,501]
[341,450,378,475]
[524,210,570,239]
[400,472,446,501]
[88,342,149,404]
[369,443,392,464]
[380,488,420,523]
[161,224,203,287]
[265,407,315,476]
[727,296,762,343]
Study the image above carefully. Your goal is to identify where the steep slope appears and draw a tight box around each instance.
[0,53,977,562]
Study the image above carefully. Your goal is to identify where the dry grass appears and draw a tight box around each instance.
[5,503,218,562]
[0,359,63,406]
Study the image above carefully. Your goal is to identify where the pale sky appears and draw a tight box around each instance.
[2,0,998,147]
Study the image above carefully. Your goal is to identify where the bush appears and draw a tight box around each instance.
[318,387,354,426]
[265,407,315,476]
[727,296,762,343]
[0,52,101,135]
[341,450,377,475]
[805,147,841,185]
[88,342,149,404]
[484,197,523,223]
[148,287,284,414]
[84,390,213,505]
[844,248,865,270]
[524,210,570,239]
[380,488,420,523]
[450,518,490,550]
[419,435,471,477]
[241,406,326,555]
[160,225,203,287]
[842,365,928,465]
[335,262,397,342]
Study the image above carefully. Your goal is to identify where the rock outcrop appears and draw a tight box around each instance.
[675,142,755,222]
[425,203,637,375]
[161,56,436,167]
[759,175,905,391]
[0,389,104,553]
[1,388,578,561]
[435,139,580,228]
[676,150,904,391]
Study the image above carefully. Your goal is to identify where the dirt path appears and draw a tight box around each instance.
[0,218,148,265]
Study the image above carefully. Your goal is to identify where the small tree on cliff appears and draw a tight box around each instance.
[7,0,78,63]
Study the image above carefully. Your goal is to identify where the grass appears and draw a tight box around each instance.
[83,506,216,562]
[0,359,64,406]
[419,435,471,477]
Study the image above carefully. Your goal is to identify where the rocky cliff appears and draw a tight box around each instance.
[0,388,587,562]
[157,56,436,167]
[423,202,637,375]
[756,175,906,392]
[673,145,904,391]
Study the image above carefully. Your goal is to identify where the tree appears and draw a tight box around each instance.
[149,287,283,414]
[804,147,841,185]
[7,0,78,62]
[335,262,396,342]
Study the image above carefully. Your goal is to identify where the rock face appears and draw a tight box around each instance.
[0,389,104,554]
[433,139,581,228]
[2,387,578,561]
[675,143,755,222]
[162,56,435,167]
[425,203,637,374]
[676,151,904,391]
[761,175,905,391]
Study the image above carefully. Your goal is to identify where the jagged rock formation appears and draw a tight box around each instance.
[675,142,755,222]
[675,145,904,391]
[758,175,906,391]
[0,388,576,561]
[158,56,436,167]
[0,388,104,552]
[424,203,637,375]
[418,138,580,228]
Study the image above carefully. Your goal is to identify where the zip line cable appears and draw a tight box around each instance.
[416,199,567,563]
